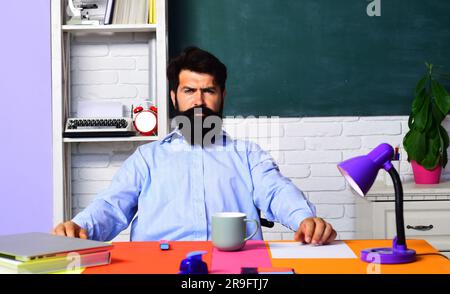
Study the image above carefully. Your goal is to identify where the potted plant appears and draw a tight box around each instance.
[403,63,450,184]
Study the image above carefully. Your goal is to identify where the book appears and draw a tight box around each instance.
[0,250,111,274]
[148,0,156,24]
[130,0,147,24]
[112,0,122,24]
[139,0,148,24]
[152,0,156,24]
[104,0,116,24]
[147,0,153,24]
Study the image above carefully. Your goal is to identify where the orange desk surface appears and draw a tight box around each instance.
[82,239,450,274]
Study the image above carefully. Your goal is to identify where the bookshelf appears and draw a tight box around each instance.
[62,24,157,33]
[51,0,169,226]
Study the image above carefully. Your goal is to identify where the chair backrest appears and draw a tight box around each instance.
[257,209,274,228]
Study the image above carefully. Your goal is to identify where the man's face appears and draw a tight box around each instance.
[171,70,225,114]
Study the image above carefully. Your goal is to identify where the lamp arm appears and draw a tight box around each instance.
[387,166,406,246]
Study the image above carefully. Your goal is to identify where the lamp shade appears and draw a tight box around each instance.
[337,143,394,196]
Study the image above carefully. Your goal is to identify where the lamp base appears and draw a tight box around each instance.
[361,237,416,264]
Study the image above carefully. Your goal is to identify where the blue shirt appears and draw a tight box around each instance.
[72,129,316,241]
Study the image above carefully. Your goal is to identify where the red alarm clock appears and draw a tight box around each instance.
[133,105,158,136]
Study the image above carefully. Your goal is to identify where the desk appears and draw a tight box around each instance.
[80,239,450,274]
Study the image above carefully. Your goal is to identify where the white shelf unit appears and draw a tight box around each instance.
[63,135,159,143]
[62,24,157,33]
[51,0,169,226]
[357,181,450,257]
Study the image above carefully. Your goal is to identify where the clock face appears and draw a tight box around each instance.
[134,111,157,134]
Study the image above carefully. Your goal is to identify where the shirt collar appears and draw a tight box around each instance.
[160,128,183,144]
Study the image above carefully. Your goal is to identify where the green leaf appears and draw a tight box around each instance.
[413,98,430,131]
[411,74,428,116]
[428,119,438,137]
[425,107,434,131]
[439,125,450,149]
[431,102,446,123]
[439,125,449,168]
[426,62,433,75]
[420,150,440,169]
[443,151,448,169]
[415,75,428,96]
[412,88,427,115]
[427,120,439,154]
[432,79,450,115]
[403,131,411,158]
[407,113,414,129]
[403,129,427,162]
[419,133,441,169]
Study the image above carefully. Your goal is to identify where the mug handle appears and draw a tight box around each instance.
[244,219,260,241]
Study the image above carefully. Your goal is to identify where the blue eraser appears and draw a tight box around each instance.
[159,240,170,250]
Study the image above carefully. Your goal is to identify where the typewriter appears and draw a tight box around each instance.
[63,117,135,138]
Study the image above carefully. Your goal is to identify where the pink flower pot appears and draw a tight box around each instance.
[411,160,442,184]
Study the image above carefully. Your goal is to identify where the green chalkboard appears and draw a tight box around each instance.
[169,0,450,117]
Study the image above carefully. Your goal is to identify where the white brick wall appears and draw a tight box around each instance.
[69,37,450,242]
[285,151,342,164]
[70,33,155,118]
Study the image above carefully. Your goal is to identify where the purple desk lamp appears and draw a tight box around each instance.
[337,143,416,264]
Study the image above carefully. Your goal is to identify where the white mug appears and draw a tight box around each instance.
[211,212,260,251]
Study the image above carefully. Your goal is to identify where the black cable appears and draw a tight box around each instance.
[416,253,449,260]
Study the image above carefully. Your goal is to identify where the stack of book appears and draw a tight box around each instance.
[111,0,156,24]
[70,0,157,25]
[0,232,113,274]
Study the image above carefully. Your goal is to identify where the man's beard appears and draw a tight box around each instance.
[173,105,224,146]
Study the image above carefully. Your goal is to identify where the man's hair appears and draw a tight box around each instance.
[167,47,227,93]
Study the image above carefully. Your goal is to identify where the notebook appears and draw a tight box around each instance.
[0,232,113,261]
[0,250,111,274]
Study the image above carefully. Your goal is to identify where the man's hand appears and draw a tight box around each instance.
[52,221,88,239]
[295,217,337,245]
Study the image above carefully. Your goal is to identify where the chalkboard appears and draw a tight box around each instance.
[168,0,450,117]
